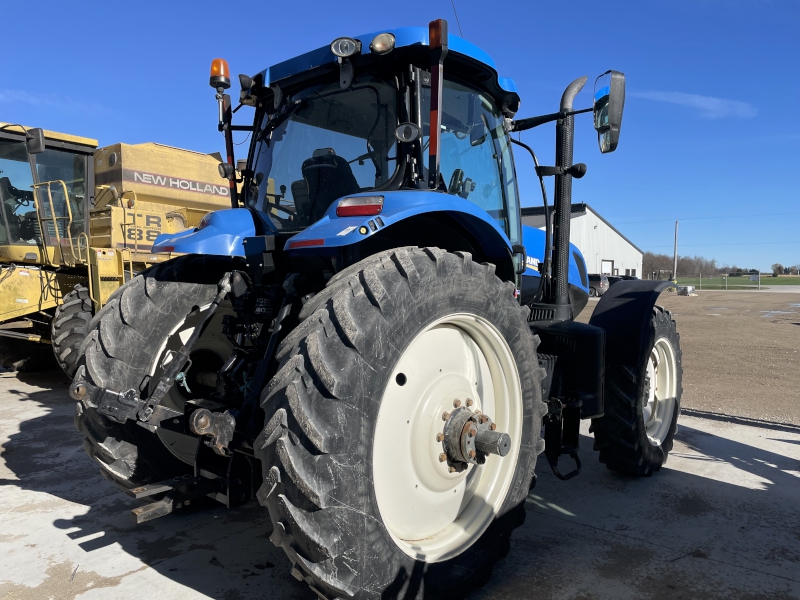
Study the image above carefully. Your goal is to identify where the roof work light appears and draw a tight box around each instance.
[330,37,361,58]
[209,58,231,89]
[370,33,395,55]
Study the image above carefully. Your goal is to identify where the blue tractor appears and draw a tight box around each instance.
[71,20,681,599]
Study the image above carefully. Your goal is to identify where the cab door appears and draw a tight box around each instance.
[32,147,92,265]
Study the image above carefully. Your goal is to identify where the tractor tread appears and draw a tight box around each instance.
[591,306,682,476]
[256,247,544,600]
[73,255,240,490]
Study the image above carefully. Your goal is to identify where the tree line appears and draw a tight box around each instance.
[641,252,799,278]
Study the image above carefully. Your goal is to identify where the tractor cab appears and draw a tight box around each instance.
[246,64,519,244]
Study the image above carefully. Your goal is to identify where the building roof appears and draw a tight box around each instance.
[521,202,643,254]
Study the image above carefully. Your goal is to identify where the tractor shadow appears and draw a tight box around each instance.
[1,371,799,600]
[474,421,800,600]
[0,369,309,600]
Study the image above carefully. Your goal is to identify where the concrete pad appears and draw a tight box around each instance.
[1,371,799,599]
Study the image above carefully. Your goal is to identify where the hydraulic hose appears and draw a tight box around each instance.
[510,137,551,303]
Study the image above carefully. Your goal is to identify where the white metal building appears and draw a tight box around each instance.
[521,203,643,277]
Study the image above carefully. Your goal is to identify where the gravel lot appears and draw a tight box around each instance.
[1,288,798,599]
[579,290,800,425]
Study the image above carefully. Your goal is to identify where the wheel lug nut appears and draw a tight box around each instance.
[442,412,450,421]
[448,467,456,473]
[436,433,445,442]
[469,450,476,459]
[490,423,497,431]
[480,415,489,424]
[453,399,461,408]
[466,398,473,407]
[468,428,476,437]
[439,453,448,462]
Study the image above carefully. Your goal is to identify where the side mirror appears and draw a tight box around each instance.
[593,71,625,153]
[25,128,46,155]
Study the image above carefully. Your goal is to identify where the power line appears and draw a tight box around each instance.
[647,241,800,249]
[610,212,800,226]
[450,0,464,37]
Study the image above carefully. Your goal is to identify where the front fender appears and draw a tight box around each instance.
[151,209,258,256]
[589,280,674,368]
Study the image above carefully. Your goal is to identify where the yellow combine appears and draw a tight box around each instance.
[0,123,231,374]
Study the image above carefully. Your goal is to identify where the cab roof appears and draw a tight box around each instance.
[0,123,98,149]
[258,26,518,100]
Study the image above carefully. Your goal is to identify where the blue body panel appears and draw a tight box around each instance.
[152,209,256,256]
[260,26,517,94]
[521,225,588,293]
[284,191,510,256]
[152,191,512,260]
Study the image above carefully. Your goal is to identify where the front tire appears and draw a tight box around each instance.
[591,306,682,476]
[256,247,546,599]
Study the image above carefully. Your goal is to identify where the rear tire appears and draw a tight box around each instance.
[589,287,597,297]
[591,306,682,476]
[52,283,93,378]
[256,247,545,599]
[74,255,239,489]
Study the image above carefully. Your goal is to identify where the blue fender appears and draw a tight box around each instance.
[153,191,514,262]
[152,209,259,256]
[283,190,512,259]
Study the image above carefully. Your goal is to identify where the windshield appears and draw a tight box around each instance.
[422,79,521,244]
[250,74,399,229]
[0,139,38,245]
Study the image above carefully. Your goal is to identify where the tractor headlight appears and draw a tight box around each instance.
[370,33,395,55]
[330,37,361,58]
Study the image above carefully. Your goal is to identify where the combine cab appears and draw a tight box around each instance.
[0,124,232,373]
[69,21,682,599]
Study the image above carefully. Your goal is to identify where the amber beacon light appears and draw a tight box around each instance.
[209,58,231,89]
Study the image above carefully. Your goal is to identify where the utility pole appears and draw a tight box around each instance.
[672,221,679,282]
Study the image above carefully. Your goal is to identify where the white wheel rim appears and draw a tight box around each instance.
[643,336,678,445]
[372,313,523,562]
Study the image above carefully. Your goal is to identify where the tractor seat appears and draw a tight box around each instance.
[299,148,361,224]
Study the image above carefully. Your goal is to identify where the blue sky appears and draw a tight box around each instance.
[4,0,798,270]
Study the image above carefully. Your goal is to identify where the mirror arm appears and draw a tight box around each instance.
[507,107,593,132]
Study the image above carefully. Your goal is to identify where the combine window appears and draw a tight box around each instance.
[32,149,88,245]
[0,139,38,245]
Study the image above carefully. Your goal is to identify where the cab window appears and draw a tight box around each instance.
[421,79,521,244]
[0,139,38,245]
